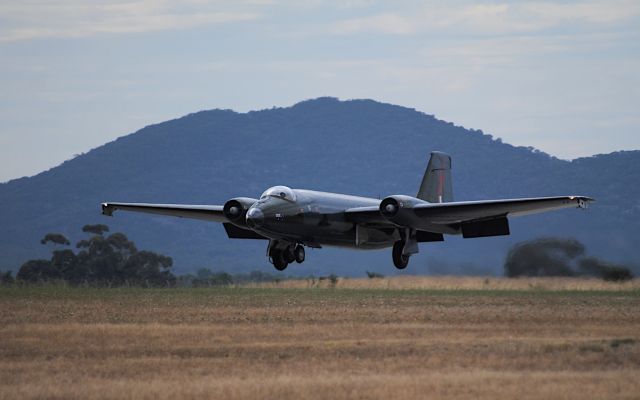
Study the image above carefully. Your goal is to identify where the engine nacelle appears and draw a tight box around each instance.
[379,195,428,227]
[223,197,258,228]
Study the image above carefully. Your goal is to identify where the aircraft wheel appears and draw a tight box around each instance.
[284,246,296,264]
[392,241,409,269]
[271,249,289,271]
[294,245,305,263]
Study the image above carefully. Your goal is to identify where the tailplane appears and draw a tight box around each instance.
[417,151,453,203]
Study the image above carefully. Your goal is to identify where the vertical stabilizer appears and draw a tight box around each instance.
[417,151,453,203]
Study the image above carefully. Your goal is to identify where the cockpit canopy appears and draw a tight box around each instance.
[260,185,296,201]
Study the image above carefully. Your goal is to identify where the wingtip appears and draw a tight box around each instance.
[101,202,114,216]
[569,196,595,202]
[572,196,594,209]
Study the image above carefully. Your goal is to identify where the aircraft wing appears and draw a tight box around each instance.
[345,196,593,226]
[412,196,593,223]
[101,202,227,222]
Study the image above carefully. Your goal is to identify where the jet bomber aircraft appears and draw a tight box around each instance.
[101,152,592,271]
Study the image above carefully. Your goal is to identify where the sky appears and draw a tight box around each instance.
[1,0,639,182]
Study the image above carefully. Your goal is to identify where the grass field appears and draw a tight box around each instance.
[1,277,639,399]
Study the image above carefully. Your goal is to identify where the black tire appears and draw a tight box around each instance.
[284,246,296,263]
[392,241,409,269]
[271,249,288,271]
[294,245,305,263]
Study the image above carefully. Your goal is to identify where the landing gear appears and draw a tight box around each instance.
[270,248,288,271]
[284,247,296,264]
[294,245,305,263]
[269,243,306,271]
[392,240,410,269]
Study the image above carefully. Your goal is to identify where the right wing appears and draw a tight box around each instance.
[101,202,227,223]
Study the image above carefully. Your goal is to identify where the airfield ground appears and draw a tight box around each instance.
[1,277,639,399]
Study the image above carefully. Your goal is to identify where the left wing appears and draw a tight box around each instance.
[101,202,227,222]
[345,196,593,227]
[413,196,593,223]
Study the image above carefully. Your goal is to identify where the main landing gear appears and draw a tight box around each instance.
[269,243,305,271]
[392,241,410,269]
[392,229,419,270]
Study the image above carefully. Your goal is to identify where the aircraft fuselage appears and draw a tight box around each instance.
[245,189,392,249]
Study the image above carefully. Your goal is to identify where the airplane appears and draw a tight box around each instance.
[101,152,593,271]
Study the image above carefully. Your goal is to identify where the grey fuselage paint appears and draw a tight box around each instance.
[247,189,397,249]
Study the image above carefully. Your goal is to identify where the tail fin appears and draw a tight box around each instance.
[417,151,453,203]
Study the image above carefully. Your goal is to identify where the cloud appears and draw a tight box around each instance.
[330,1,640,36]
[0,1,262,42]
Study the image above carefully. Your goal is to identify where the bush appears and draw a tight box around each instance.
[0,271,14,286]
[505,238,633,281]
[602,267,633,282]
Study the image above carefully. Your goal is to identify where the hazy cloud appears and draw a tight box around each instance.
[331,1,640,36]
[0,1,262,42]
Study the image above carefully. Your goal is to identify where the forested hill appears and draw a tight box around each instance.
[1,98,638,275]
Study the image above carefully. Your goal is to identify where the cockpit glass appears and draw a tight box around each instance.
[260,186,296,201]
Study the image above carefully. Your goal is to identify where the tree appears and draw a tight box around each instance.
[51,249,84,285]
[505,238,633,281]
[17,225,175,287]
[504,238,584,277]
[40,233,70,246]
[82,224,109,236]
[17,259,60,283]
[579,257,633,282]
[122,251,175,287]
[76,232,138,286]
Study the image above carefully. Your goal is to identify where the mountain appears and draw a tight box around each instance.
[1,97,639,276]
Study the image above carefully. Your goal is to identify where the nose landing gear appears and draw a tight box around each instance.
[293,245,305,263]
[269,242,306,271]
[271,249,288,271]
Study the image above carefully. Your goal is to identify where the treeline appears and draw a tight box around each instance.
[6,224,175,287]
[0,225,295,288]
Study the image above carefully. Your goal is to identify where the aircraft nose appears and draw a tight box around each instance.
[246,206,264,228]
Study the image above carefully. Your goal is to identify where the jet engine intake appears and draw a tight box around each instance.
[379,195,428,226]
[223,197,258,228]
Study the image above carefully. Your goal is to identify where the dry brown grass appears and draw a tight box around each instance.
[1,280,639,399]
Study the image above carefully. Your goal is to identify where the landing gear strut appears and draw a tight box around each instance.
[392,240,410,269]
